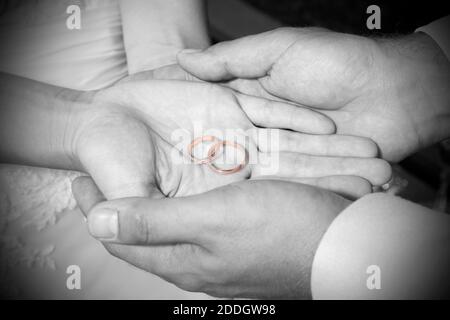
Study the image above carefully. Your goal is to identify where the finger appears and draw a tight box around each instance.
[297,176,372,200]
[254,129,378,158]
[151,64,200,81]
[72,176,106,217]
[73,181,208,291]
[252,175,372,200]
[223,78,284,102]
[85,191,223,245]
[252,153,392,186]
[177,28,299,81]
[72,177,206,283]
[236,93,336,135]
[117,65,201,83]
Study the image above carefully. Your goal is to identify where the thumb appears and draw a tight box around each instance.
[177,28,300,81]
[72,176,105,217]
[82,188,225,245]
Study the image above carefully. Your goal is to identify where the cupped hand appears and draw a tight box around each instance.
[73,78,391,201]
[72,176,349,299]
[178,28,450,162]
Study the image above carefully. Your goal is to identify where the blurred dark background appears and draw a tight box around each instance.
[208,0,450,212]
[243,0,448,35]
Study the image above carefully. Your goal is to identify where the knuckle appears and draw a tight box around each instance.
[136,212,151,244]
[130,202,153,243]
[261,100,275,124]
[293,153,307,174]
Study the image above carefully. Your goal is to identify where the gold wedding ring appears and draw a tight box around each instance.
[187,135,222,164]
[187,136,248,175]
[207,140,249,175]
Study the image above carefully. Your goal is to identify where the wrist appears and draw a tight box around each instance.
[69,86,138,175]
[0,73,97,171]
[57,89,98,172]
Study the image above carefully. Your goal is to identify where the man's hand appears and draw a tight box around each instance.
[72,176,349,299]
[178,28,450,162]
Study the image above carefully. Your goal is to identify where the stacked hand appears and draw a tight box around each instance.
[73,70,391,201]
[69,25,450,300]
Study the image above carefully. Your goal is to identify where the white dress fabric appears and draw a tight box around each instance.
[0,0,207,299]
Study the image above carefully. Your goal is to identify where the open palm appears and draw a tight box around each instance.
[74,78,391,201]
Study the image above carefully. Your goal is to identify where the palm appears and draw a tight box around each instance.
[265,31,420,161]
[76,80,257,199]
[129,80,256,197]
[76,64,394,202]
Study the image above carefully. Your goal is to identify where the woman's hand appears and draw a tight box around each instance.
[73,79,391,200]
[0,71,390,201]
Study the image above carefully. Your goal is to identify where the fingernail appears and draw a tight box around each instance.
[87,208,118,241]
[381,181,392,191]
[178,48,203,55]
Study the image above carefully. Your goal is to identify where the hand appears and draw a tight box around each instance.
[115,63,198,84]
[177,28,450,162]
[72,176,349,299]
[73,78,391,200]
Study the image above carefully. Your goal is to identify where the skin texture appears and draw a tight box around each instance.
[178,27,450,162]
[72,176,350,299]
[73,75,392,201]
[0,67,390,207]
[70,27,450,300]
